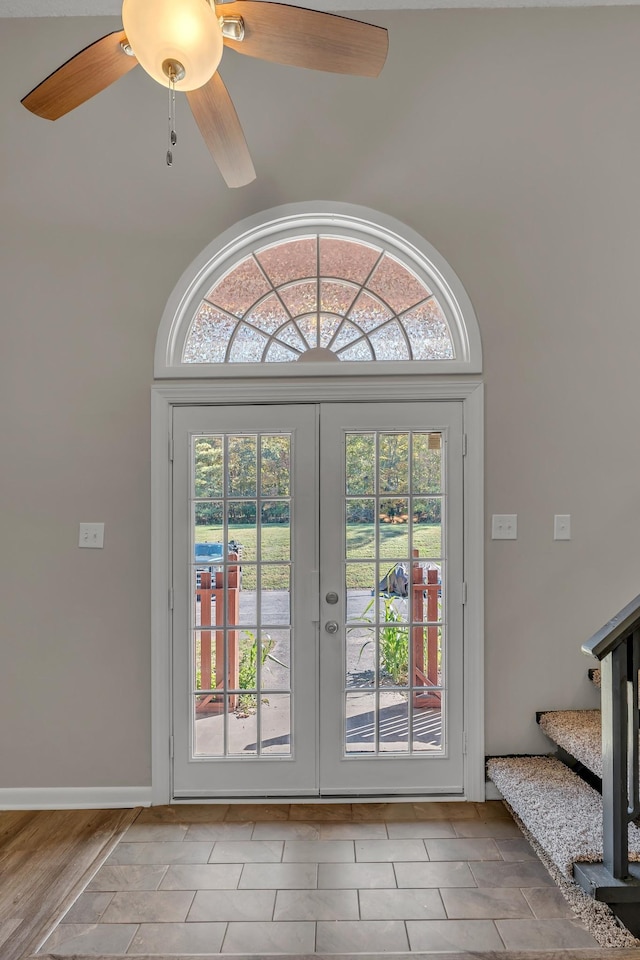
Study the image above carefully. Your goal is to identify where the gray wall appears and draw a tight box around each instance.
[2,7,638,790]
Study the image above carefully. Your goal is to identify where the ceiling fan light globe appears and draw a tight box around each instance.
[122,0,223,91]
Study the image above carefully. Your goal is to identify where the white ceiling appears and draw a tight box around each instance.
[1,0,637,14]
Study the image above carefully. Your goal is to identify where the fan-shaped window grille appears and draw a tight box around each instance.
[155,204,482,377]
[183,235,453,364]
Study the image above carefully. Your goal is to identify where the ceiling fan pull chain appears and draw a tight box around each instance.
[166,74,177,166]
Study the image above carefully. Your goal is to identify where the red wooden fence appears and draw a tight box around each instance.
[196,552,240,713]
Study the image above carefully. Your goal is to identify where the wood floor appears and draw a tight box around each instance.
[1,803,640,960]
[0,807,138,960]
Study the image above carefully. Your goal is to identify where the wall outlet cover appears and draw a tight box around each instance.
[554,514,571,540]
[79,522,105,548]
[491,514,517,540]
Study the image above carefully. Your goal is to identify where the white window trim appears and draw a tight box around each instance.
[151,376,484,804]
[154,202,482,378]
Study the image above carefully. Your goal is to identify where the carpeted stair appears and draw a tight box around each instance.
[487,669,640,946]
[537,709,604,781]
[487,755,640,877]
[537,667,640,786]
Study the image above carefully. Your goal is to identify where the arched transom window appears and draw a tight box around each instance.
[184,235,453,364]
[155,204,481,377]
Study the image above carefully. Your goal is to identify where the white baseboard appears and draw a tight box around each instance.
[0,787,153,810]
[485,780,503,801]
[0,782,500,809]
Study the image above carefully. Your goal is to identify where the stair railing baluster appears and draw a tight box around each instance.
[582,594,640,883]
[601,644,629,879]
[629,630,640,821]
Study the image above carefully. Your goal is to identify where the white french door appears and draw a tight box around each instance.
[318,402,463,795]
[172,404,318,797]
[171,400,464,799]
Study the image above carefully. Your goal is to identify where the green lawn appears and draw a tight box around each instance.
[196,523,442,590]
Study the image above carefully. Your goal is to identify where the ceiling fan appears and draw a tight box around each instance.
[21,0,388,187]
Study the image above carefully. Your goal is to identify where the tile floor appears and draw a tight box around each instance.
[38,801,600,956]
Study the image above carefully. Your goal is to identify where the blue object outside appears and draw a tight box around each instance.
[194,542,225,563]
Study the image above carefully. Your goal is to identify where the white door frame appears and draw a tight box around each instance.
[151,375,484,805]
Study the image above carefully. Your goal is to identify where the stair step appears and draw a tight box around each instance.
[538,710,603,780]
[486,755,640,877]
[538,709,640,790]
[588,666,640,692]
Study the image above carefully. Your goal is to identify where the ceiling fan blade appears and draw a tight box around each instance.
[22,30,138,121]
[187,73,256,188]
[218,1,388,77]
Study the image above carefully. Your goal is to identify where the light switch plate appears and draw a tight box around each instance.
[79,522,105,548]
[491,514,517,540]
[554,514,571,540]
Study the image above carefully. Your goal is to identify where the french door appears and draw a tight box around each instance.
[171,401,464,799]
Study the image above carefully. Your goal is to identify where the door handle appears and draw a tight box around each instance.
[325,620,339,634]
[325,591,339,604]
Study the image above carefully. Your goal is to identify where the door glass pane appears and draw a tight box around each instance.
[227,501,256,561]
[411,562,442,622]
[379,692,410,753]
[343,430,445,756]
[261,629,290,691]
[412,693,443,751]
[194,501,223,546]
[379,434,409,494]
[345,500,375,558]
[261,502,290,560]
[262,566,291,625]
[346,626,375,688]
[376,567,409,619]
[191,433,292,759]
[377,600,409,688]
[413,498,442,557]
[261,436,291,496]
[228,703,258,756]
[379,499,409,558]
[345,693,376,753]
[195,437,224,498]
[261,694,291,754]
[413,624,444,689]
[228,436,257,497]
[346,563,375,620]
[412,433,442,494]
[194,632,211,691]
[193,699,224,756]
[345,434,375,495]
